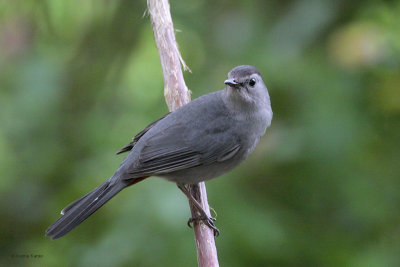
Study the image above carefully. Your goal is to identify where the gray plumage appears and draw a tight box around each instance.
[46,65,272,239]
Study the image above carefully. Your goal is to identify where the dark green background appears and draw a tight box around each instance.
[1,0,400,266]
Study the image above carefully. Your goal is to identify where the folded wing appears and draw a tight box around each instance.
[127,122,241,178]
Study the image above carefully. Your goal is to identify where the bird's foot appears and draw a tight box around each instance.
[187,215,220,237]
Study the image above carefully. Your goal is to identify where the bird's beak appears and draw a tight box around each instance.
[224,79,240,88]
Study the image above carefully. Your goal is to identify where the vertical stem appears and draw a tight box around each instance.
[189,183,219,267]
[147,1,219,267]
[147,0,191,112]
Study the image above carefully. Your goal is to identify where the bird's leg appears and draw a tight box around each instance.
[177,184,220,236]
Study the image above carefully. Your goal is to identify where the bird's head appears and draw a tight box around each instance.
[224,65,270,108]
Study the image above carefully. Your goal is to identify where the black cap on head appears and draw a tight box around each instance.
[228,65,260,78]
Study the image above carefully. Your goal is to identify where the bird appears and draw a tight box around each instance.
[46,65,273,239]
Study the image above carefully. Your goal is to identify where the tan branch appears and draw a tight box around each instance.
[147,0,219,266]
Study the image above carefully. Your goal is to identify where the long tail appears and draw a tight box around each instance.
[46,177,141,240]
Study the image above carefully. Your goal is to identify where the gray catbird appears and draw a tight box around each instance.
[46,65,273,239]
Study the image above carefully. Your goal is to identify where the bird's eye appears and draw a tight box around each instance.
[249,78,256,87]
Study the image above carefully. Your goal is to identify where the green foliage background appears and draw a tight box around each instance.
[1,0,400,266]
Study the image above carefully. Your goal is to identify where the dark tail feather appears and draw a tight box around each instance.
[46,178,129,240]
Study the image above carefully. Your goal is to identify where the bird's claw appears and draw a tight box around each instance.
[187,215,220,237]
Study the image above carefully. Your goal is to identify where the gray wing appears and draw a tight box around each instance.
[116,113,170,155]
[127,122,241,178]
